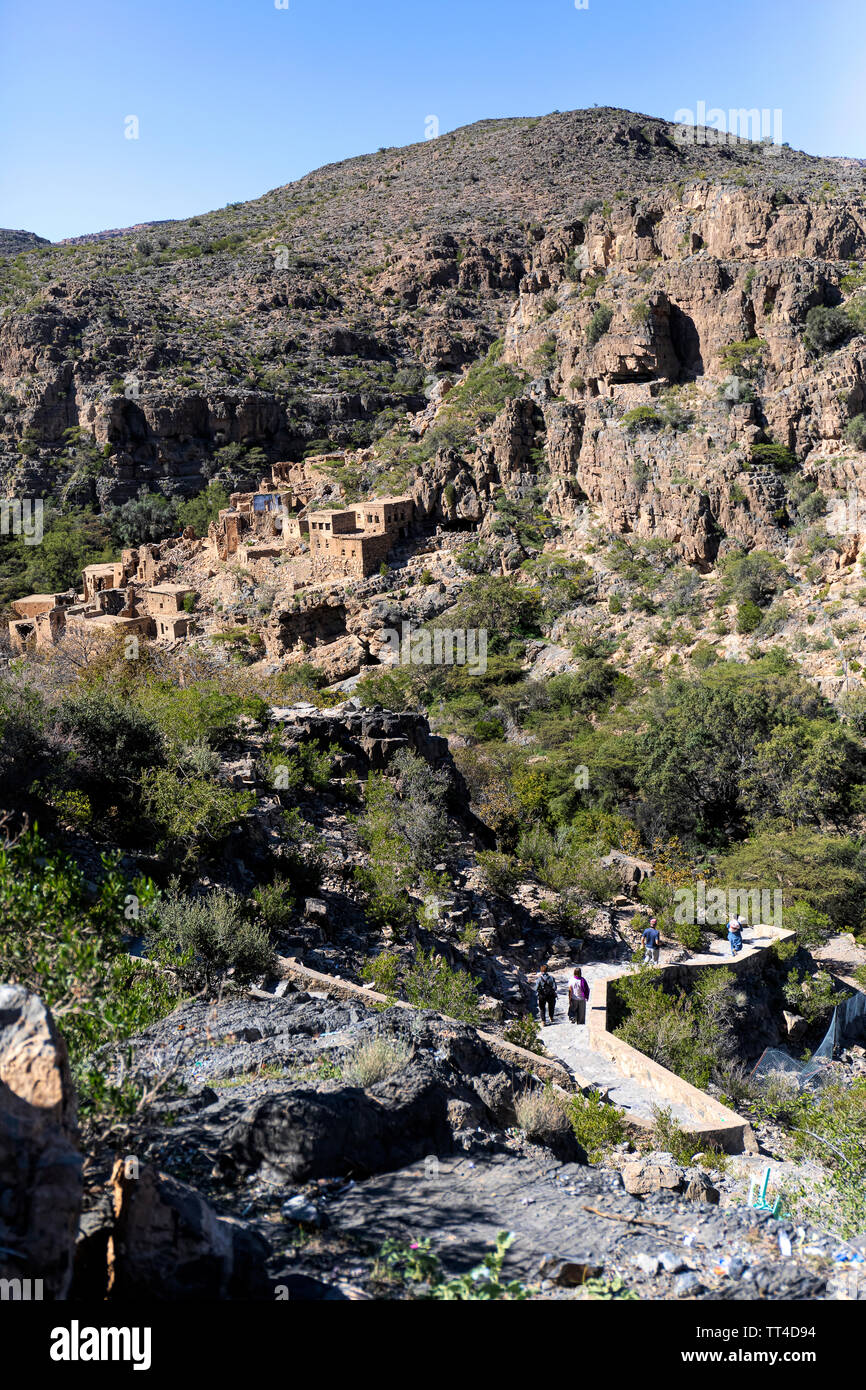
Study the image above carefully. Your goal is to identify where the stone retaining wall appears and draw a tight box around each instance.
[275,956,573,1086]
[273,926,795,1154]
[587,927,796,1154]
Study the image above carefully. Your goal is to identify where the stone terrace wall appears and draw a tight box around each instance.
[271,957,572,1086]
[587,927,796,1153]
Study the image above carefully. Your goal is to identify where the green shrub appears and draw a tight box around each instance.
[719,338,767,376]
[650,1105,699,1166]
[716,829,866,934]
[376,1231,532,1300]
[720,549,787,606]
[252,877,296,930]
[568,1089,627,1161]
[612,965,738,1090]
[782,968,844,1025]
[360,951,401,998]
[749,442,797,472]
[503,1015,546,1055]
[139,767,255,864]
[132,680,261,749]
[586,305,614,345]
[57,691,165,813]
[736,599,763,633]
[621,405,662,433]
[845,414,866,450]
[0,831,176,1112]
[804,304,850,352]
[787,1080,866,1239]
[264,739,336,793]
[476,850,519,897]
[147,889,275,991]
[447,574,543,652]
[404,947,480,1023]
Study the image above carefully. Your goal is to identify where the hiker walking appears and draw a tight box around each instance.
[727,915,745,956]
[536,965,557,1025]
[568,967,589,1025]
[641,917,660,965]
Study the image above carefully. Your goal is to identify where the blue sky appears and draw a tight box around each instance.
[1,0,863,242]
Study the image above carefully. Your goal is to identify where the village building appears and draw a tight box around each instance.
[307,495,415,577]
[5,457,416,653]
[7,552,198,654]
[139,583,199,641]
[81,561,129,602]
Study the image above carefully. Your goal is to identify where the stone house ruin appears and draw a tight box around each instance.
[207,480,307,563]
[7,550,198,654]
[307,495,415,577]
[207,465,416,579]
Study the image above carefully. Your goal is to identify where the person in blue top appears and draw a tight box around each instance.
[641,918,660,965]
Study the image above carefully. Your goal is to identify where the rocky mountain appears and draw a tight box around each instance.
[0,228,50,257]
[57,220,176,247]
[3,105,866,526]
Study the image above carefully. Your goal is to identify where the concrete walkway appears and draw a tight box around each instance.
[540,964,700,1126]
[539,928,779,1128]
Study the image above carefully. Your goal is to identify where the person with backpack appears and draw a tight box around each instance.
[568,967,590,1024]
[641,918,660,965]
[536,965,557,1024]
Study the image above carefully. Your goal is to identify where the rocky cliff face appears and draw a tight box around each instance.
[3,106,866,527]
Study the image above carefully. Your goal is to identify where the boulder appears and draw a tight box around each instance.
[217,1011,523,1182]
[620,1156,719,1204]
[218,1064,458,1182]
[683,1172,720,1204]
[783,1011,809,1042]
[106,1160,271,1300]
[0,985,82,1298]
[621,1159,684,1196]
[536,1255,603,1285]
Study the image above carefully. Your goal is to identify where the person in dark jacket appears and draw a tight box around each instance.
[536,965,557,1024]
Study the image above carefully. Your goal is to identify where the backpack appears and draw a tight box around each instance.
[538,974,556,1002]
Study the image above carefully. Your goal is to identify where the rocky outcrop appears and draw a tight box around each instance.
[106,1161,271,1301]
[0,985,82,1298]
[5,105,866,521]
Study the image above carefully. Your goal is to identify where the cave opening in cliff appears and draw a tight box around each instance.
[669,304,704,382]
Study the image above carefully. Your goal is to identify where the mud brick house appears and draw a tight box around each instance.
[139,583,199,640]
[307,495,415,577]
[7,594,75,651]
[7,558,198,653]
[208,481,302,561]
[81,561,130,602]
